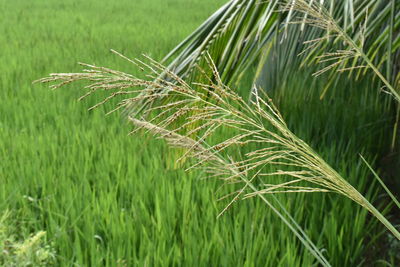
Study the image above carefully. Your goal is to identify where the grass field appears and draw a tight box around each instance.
[0,0,397,266]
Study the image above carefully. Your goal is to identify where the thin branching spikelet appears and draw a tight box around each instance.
[36,51,400,242]
[282,0,400,102]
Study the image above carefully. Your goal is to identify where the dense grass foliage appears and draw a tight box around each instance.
[0,0,396,265]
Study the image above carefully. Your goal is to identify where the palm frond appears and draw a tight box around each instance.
[160,0,399,97]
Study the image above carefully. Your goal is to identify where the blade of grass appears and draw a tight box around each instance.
[360,154,400,210]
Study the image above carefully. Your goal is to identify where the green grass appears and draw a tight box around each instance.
[0,0,396,265]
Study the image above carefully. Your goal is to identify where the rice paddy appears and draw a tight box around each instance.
[1,0,398,265]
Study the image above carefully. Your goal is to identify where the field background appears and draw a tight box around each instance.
[0,0,397,266]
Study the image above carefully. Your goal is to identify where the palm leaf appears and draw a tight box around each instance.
[160,0,399,95]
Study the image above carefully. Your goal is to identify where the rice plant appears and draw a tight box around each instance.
[37,51,400,243]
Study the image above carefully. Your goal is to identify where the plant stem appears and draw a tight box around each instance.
[330,9,400,102]
[362,196,400,240]
[354,44,400,102]
[244,179,331,267]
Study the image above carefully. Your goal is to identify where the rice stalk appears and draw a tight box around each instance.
[282,0,400,102]
[36,53,400,244]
